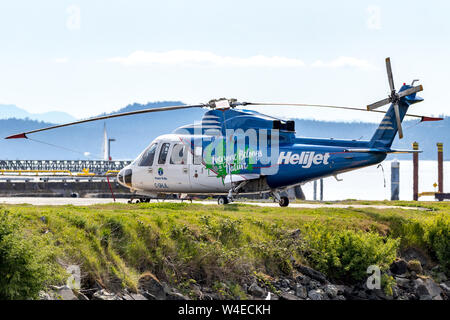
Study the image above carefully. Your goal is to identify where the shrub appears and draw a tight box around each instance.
[397,214,450,272]
[302,223,399,283]
[423,214,450,271]
[0,211,57,299]
[201,217,243,246]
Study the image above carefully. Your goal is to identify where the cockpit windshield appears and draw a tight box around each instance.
[135,143,158,166]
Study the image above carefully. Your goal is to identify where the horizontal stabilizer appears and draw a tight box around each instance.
[344,148,422,154]
[386,149,423,154]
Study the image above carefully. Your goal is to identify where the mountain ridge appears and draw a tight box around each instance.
[0,104,76,124]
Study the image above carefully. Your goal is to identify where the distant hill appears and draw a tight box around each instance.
[0,101,448,161]
[0,104,76,123]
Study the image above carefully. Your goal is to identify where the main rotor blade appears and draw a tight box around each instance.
[367,97,391,111]
[5,104,205,139]
[393,103,403,139]
[398,85,423,98]
[386,57,395,92]
[242,102,443,122]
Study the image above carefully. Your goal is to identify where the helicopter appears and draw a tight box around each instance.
[5,58,442,207]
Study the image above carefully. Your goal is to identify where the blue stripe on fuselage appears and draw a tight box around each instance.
[265,144,386,188]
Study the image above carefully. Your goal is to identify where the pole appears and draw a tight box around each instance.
[108,138,116,161]
[319,178,323,201]
[391,160,400,200]
[106,175,116,202]
[437,142,444,200]
[313,180,317,201]
[413,142,419,201]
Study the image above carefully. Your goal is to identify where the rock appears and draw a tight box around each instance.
[395,277,411,289]
[440,282,450,294]
[296,265,328,284]
[419,294,432,300]
[308,289,326,300]
[295,275,310,286]
[423,278,443,298]
[407,260,423,274]
[415,278,443,299]
[38,291,53,300]
[92,289,118,300]
[401,247,430,268]
[269,292,279,300]
[390,259,408,275]
[281,278,290,288]
[165,291,189,300]
[432,295,443,300]
[356,290,369,300]
[295,285,307,299]
[53,285,77,300]
[338,285,352,296]
[324,284,339,298]
[279,292,301,300]
[413,278,424,288]
[76,292,90,300]
[121,294,135,300]
[248,282,266,298]
[138,272,166,299]
[202,293,221,300]
[307,279,320,290]
[335,295,346,300]
[141,291,157,300]
[373,289,393,301]
[130,293,148,300]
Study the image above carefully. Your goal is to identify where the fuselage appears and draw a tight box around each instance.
[117,132,386,197]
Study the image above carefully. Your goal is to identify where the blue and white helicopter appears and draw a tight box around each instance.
[6,58,441,206]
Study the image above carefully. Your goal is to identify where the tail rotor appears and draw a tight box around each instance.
[366,57,423,139]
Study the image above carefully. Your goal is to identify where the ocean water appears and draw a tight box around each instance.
[301,160,450,201]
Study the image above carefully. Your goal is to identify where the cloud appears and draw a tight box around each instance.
[107,50,305,67]
[311,56,375,70]
[366,5,381,30]
[54,57,69,64]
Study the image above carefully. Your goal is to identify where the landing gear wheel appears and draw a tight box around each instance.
[279,196,289,207]
[218,196,229,205]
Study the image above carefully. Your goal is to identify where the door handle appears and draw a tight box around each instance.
[183,167,188,173]
[148,168,153,173]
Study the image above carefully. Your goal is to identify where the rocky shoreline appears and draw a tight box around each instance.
[40,254,449,301]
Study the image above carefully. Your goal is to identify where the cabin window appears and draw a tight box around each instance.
[170,144,187,165]
[137,143,158,167]
[158,143,171,164]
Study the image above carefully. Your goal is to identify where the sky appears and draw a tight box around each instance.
[1,0,449,123]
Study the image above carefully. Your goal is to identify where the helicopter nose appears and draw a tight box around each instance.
[118,167,132,187]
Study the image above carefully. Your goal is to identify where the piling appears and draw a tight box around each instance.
[391,160,399,200]
[437,142,444,200]
[319,178,323,201]
[313,180,317,200]
[413,142,419,201]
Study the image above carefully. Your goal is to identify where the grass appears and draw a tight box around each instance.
[0,201,448,299]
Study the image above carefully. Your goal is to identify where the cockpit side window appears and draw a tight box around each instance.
[137,143,158,166]
[158,143,170,164]
[170,144,187,165]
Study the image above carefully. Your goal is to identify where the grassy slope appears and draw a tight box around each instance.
[0,201,448,299]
